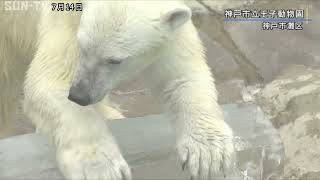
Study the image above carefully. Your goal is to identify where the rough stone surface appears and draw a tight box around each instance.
[257,65,320,179]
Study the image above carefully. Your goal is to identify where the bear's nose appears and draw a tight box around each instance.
[68,84,91,106]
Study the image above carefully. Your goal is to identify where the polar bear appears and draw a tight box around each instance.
[0,0,234,179]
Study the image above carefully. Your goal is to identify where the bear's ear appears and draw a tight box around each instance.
[162,6,191,30]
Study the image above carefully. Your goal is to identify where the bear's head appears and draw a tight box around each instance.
[68,1,192,106]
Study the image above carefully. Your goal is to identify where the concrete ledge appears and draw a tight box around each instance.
[0,104,284,179]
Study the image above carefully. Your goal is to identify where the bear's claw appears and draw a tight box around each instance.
[177,130,234,180]
[57,142,131,180]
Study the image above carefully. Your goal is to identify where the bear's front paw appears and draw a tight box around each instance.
[177,124,234,180]
[57,142,131,180]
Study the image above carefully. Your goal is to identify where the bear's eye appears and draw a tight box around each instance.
[108,59,122,65]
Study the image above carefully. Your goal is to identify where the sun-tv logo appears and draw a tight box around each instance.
[4,1,47,11]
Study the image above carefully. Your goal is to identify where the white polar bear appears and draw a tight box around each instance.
[0,0,234,179]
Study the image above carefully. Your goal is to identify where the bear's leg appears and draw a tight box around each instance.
[24,80,131,179]
[0,41,29,138]
[22,6,131,179]
[146,55,234,179]
[0,78,17,138]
